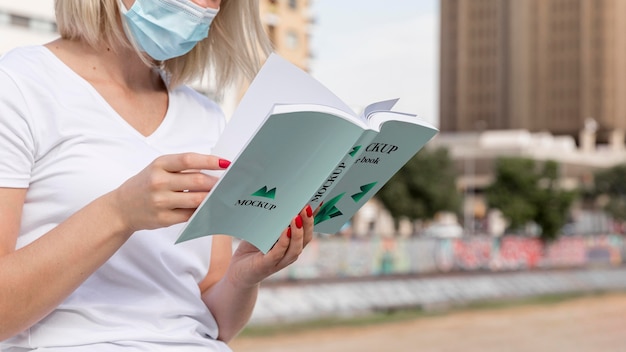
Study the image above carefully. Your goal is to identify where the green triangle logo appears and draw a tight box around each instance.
[349,145,362,157]
[251,186,276,200]
[351,182,377,202]
[314,193,345,225]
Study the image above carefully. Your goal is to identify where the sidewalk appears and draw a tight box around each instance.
[250,266,626,325]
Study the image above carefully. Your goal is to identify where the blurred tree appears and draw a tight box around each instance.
[376,147,461,225]
[592,164,626,221]
[533,161,578,241]
[486,158,576,242]
[485,158,537,231]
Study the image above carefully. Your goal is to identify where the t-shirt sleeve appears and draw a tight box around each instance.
[0,69,35,188]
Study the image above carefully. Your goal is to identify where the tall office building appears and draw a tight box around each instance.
[440,0,626,144]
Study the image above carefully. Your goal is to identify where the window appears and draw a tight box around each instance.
[10,14,29,28]
[0,11,57,33]
[286,31,298,49]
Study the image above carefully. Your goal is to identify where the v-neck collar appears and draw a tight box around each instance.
[39,45,175,142]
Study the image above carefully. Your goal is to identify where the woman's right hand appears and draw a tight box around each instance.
[110,153,229,233]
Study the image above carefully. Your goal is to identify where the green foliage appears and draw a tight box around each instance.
[486,158,577,241]
[536,161,578,241]
[485,158,538,230]
[593,164,626,221]
[376,147,461,222]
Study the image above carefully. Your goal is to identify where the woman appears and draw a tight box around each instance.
[0,0,313,350]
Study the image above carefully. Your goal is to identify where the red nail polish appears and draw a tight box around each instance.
[306,205,313,217]
[218,159,231,169]
[295,215,303,229]
[319,202,324,207]
[286,227,292,238]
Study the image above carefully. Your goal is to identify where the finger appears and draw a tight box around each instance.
[266,226,291,261]
[168,172,219,192]
[301,205,314,246]
[155,153,231,173]
[161,190,210,210]
[312,201,323,217]
[277,214,304,267]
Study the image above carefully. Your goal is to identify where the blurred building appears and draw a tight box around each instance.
[429,128,619,235]
[0,0,57,54]
[221,0,314,114]
[440,0,626,145]
[259,0,312,71]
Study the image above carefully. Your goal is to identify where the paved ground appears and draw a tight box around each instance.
[230,292,626,352]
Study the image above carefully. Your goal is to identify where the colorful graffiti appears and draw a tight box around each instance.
[266,234,626,281]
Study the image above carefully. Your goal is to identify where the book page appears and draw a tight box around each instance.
[367,110,437,132]
[212,53,357,162]
[272,104,367,129]
[359,98,400,121]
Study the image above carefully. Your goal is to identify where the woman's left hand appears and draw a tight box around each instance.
[225,204,314,288]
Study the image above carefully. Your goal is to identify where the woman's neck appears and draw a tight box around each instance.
[45,38,165,93]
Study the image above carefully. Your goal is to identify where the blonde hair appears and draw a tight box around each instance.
[54,0,272,91]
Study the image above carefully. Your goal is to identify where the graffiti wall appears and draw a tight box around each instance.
[267,235,626,281]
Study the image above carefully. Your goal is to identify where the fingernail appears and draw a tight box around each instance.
[218,159,231,169]
[320,202,324,207]
[295,215,303,229]
[306,205,313,217]
[286,227,292,238]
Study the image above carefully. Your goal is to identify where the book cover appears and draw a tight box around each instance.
[176,53,438,253]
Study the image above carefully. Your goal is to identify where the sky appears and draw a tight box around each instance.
[309,0,440,126]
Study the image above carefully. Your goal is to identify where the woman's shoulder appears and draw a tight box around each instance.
[0,45,59,89]
[0,46,52,97]
[0,45,50,69]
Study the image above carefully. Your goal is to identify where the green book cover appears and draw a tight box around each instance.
[312,114,438,234]
[176,53,438,253]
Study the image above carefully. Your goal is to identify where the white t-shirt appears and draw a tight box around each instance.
[0,46,231,351]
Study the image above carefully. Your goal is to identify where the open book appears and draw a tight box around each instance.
[176,53,439,253]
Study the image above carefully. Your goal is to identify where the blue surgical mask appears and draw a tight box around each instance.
[120,0,219,61]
